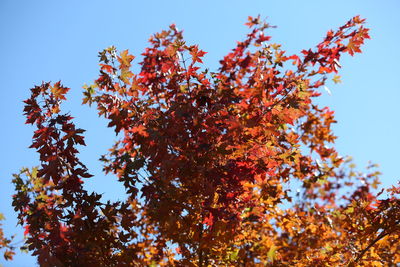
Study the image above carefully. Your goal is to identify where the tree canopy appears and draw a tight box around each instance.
[2,15,400,266]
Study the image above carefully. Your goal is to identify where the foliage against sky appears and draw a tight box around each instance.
[1,1,400,266]
[2,13,400,266]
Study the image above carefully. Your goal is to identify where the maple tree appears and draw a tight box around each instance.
[2,15,400,266]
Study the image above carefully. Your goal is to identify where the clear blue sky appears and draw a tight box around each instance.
[1,1,399,265]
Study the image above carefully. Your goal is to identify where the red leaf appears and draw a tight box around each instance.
[203,212,214,227]
[24,225,29,236]
[132,125,149,137]
[190,45,207,64]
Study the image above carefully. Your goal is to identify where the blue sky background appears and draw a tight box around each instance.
[1,1,399,265]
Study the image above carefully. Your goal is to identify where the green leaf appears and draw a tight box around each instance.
[228,249,239,261]
[268,245,277,263]
[345,207,354,214]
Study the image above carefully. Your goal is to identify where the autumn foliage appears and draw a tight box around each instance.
[2,16,400,266]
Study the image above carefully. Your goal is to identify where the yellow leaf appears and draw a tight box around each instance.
[268,245,277,263]
[332,75,342,84]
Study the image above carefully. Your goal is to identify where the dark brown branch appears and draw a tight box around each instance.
[349,220,400,266]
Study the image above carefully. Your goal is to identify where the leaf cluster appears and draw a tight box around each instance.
[2,16,400,266]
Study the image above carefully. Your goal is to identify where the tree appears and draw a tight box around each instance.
[2,15,400,266]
